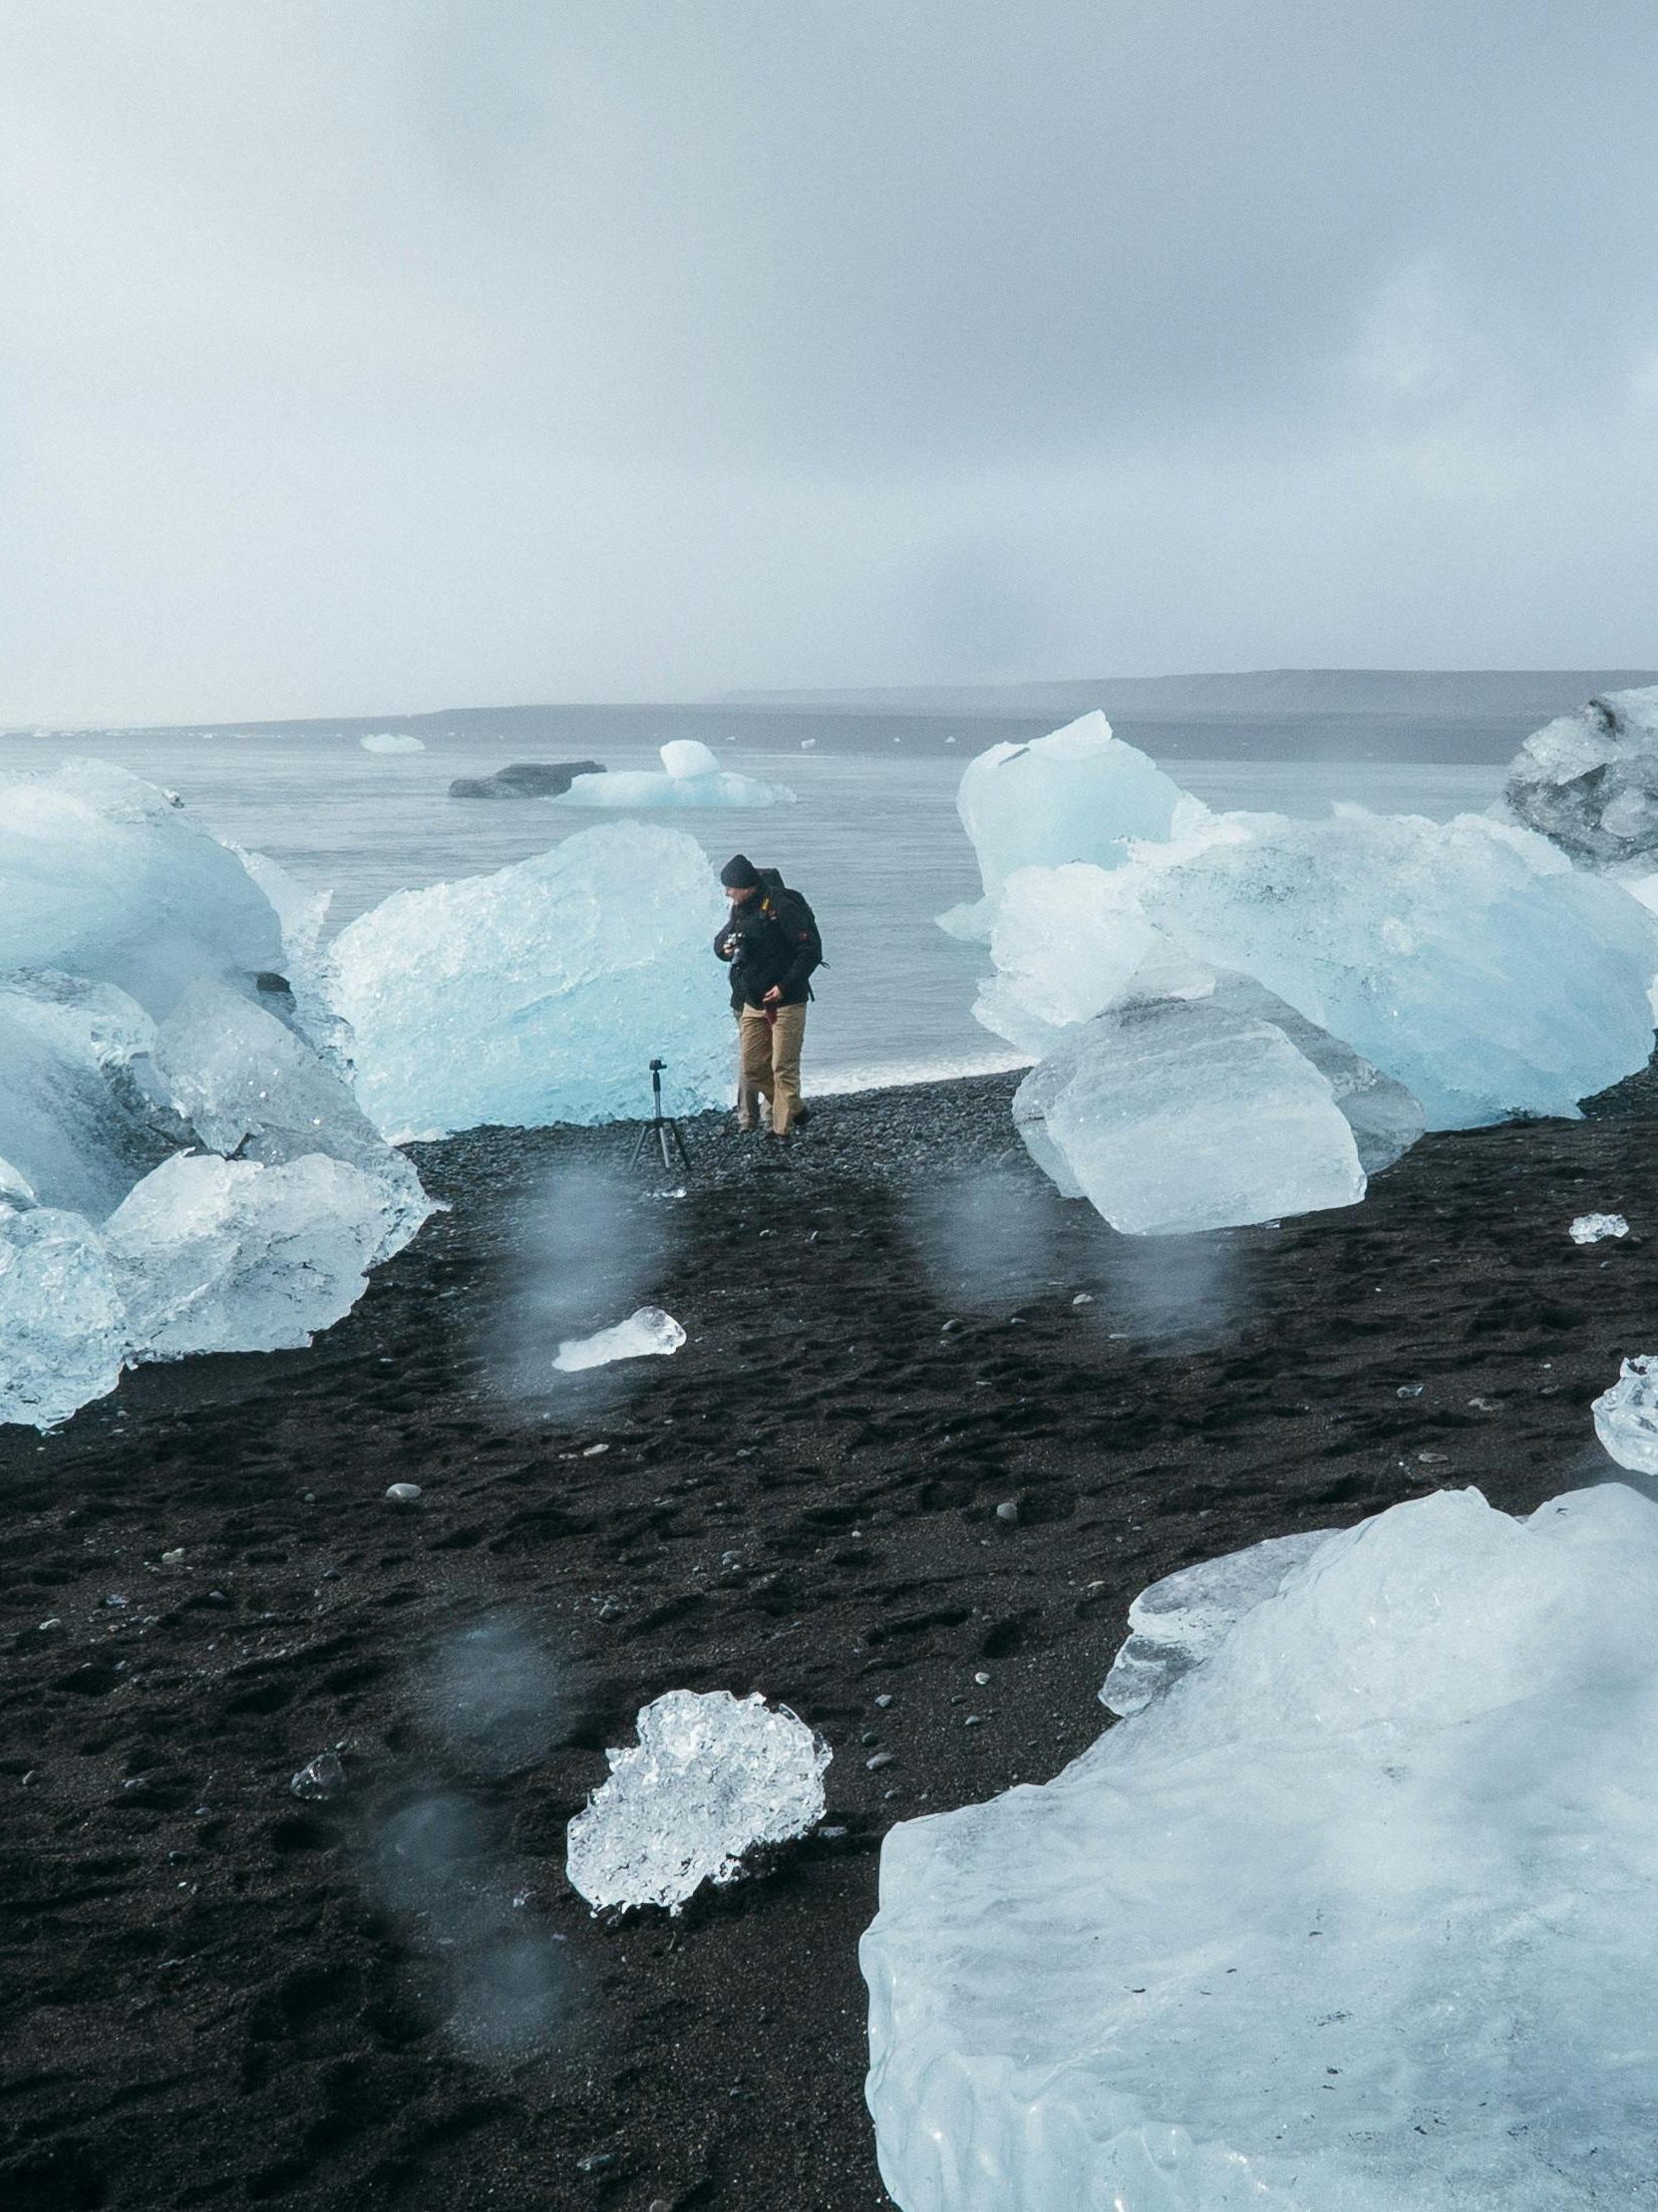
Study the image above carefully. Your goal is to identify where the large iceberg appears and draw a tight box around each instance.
[0,762,435,1427]
[1501,684,1658,867]
[327,819,733,1138]
[566,1689,830,1914]
[863,1482,1658,2212]
[954,721,1658,1141]
[553,741,795,811]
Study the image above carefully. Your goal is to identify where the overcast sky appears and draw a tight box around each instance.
[5,0,1658,723]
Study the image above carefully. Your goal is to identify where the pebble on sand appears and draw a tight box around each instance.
[385,1481,422,1503]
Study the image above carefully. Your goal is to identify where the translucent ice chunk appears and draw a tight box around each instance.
[326,821,733,1138]
[0,1202,128,1427]
[0,977,174,1219]
[359,732,426,754]
[566,1689,830,1914]
[153,982,432,1259]
[0,759,285,1017]
[1014,996,1366,1234]
[659,738,720,780]
[1569,1211,1629,1243]
[863,1482,1658,2212]
[1502,685,1658,866]
[104,1151,395,1359]
[953,712,1189,906]
[1592,1354,1658,1471]
[552,1305,686,1373]
[1100,1528,1338,1716]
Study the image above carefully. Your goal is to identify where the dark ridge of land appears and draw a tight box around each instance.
[4,1070,1657,2212]
[723,668,1658,720]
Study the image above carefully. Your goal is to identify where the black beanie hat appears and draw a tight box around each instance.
[720,853,761,888]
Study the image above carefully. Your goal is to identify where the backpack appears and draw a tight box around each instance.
[756,868,826,975]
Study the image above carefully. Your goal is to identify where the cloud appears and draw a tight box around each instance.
[3,0,1657,720]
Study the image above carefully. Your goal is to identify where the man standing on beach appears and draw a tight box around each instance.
[714,853,822,1137]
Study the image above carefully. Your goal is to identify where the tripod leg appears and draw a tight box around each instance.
[669,1119,692,1170]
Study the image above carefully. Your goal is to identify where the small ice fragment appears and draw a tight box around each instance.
[358,732,426,755]
[161,1547,186,1565]
[385,1480,422,1503]
[565,1688,830,1913]
[554,1305,686,1374]
[1570,1212,1629,1244]
[1397,1384,1424,1399]
[290,1749,345,1799]
[1593,1357,1658,1472]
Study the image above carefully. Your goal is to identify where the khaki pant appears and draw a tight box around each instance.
[736,1002,807,1134]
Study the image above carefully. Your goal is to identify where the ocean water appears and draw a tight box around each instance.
[0,722,1504,1092]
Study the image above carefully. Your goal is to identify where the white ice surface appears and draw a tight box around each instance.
[953,712,1188,912]
[0,758,285,1018]
[659,738,721,780]
[326,820,733,1138]
[552,1305,686,1373]
[1100,1529,1338,1716]
[566,1689,830,1914]
[864,1482,1658,2212]
[358,732,427,754]
[104,1151,394,1358]
[0,1202,128,1428]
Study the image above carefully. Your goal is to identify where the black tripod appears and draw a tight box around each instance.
[629,1057,692,1176]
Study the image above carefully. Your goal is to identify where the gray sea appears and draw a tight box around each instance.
[0,715,1506,1092]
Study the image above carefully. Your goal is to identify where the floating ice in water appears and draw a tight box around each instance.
[659,738,720,780]
[1100,1528,1337,1716]
[1013,996,1366,1234]
[566,1689,830,1914]
[358,731,426,755]
[863,1482,1658,2212]
[104,1152,395,1359]
[0,1203,128,1427]
[0,758,285,1018]
[1502,685,1658,866]
[1570,1211,1629,1243]
[1592,1354,1658,1471]
[556,744,796,809]
[957,722,1658,1131]
[552,1305,686,1374]
[327,820,732,1138]
[153,982,432,1259]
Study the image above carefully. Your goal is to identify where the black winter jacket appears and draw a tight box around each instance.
[713,874,822,1010]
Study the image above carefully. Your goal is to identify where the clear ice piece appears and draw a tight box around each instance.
[1569,1211,1629,1243]
[0,976,174,1219]
[153,982,432,1259]
[863,1482,1658,2212]
[1101,1528,1338,1716]
[566,1689,830,1914]
[0,1202,128,1428]
[1593,1355,1658,1472]
[1502,685,1658,866]
[1013,996,1366,1234]
[326,821,735,1138]
[552,1305,686,1373]
[103,1151,395,1358]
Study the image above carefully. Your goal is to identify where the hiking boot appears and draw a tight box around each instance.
[792,1106,812,1129]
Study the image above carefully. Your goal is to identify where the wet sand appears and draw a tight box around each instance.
[3,1071,1656,2210]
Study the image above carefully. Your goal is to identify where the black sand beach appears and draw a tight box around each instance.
[4,1071,1656,2212]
